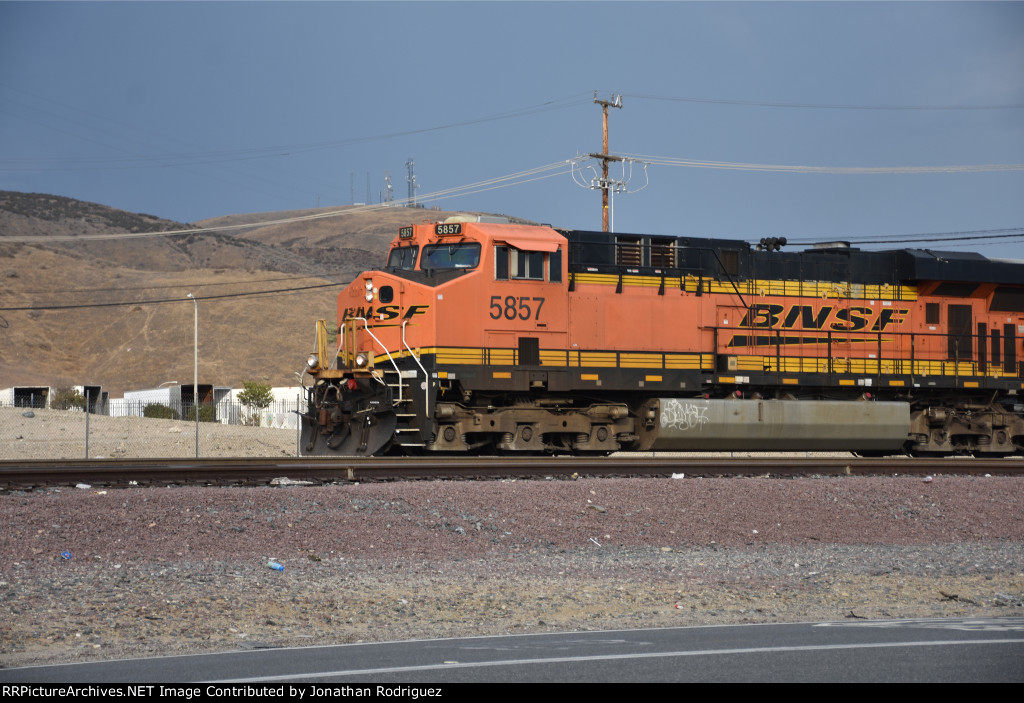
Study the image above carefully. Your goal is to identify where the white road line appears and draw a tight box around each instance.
[211,638,1024,682]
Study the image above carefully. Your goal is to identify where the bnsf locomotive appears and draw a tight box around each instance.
[301,218,1024,456]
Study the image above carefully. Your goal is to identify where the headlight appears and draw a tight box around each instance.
[364,279,374,290]
[364,291,374,302]
[355,352,369,368]
[306,354,320,369]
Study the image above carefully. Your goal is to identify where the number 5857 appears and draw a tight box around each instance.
[489,295,545,321]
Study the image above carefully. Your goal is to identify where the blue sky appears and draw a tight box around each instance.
[2,1,1023,258]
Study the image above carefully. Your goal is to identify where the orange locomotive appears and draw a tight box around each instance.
[301,218,1024,456]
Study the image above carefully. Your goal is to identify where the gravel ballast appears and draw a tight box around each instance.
[1,474,1023,669]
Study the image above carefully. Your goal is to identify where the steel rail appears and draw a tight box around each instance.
[1,455,1021,489]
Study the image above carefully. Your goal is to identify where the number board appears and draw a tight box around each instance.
[398,226,414,239]
[434,223,462,236]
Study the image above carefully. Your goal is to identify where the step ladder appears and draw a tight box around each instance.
[381,368,426,448]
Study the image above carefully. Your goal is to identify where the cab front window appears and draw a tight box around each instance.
[421,242,481,270]
[386,246,418,270]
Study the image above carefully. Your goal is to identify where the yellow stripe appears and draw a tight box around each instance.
[386,346,1018,383]
[645,375,663,382]
[539,351,568,365]
[575,272,916,300]
[434,348,484,364]
[620,353,663,368]
[492,371,511,379]
[489,350,515,365]
[782,378,799,385]
[580,352,617,367]
[839,379,855,386]
[581,373,599,381]
[664,354,706,370]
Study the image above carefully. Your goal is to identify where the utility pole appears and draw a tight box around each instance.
[572,93,647,232]
[406,158,418,208]
[590,92,622,232]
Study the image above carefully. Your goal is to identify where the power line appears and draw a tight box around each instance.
[0,282,343,313]
[6,273,331,297]
[623,92,1024,111]
[0,98,319,204]
[0,86,592,170]
[0,160,576,243]
[25,142,1016,248]
[785,227,1024,246]
[616,153,1024,175]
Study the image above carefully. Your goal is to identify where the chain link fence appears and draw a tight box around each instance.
[1,397,306,460]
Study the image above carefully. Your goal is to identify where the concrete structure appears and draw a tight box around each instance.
[113,383,231,419]
[0,386,50,408]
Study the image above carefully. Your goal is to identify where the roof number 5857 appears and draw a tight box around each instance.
[489,295,545,321]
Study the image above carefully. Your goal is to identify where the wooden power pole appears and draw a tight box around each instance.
[590,93,623,232]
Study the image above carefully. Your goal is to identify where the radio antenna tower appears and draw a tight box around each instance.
[572,92,649,232]
[406,158,419,208]
[384,171,395,204]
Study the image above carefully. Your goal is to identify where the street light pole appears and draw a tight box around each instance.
[187,293,198,458]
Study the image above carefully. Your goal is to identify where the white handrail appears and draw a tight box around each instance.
[402,320,430,412]
[355,317,402,403]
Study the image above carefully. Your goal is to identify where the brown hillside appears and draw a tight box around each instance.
[0,193,516,396]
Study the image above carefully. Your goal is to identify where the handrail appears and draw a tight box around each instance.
[403,320,430,413]
[355,317,401,402]
[705,325,1020,380]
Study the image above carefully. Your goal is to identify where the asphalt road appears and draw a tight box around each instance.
[3,617,1023,684]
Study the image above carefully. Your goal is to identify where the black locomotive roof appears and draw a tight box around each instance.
[891,248,1024,285]
[558,229,1024,288]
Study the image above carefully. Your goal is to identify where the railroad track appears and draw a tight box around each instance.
[1,455,1022,489]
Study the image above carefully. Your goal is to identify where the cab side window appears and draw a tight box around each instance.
[496,246,510,280]
[495,246,562,282]
[512,249,545,280]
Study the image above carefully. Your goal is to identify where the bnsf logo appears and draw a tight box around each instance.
[739,304,909,332]
[342,305,429,322]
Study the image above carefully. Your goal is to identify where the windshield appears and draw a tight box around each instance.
[386,246,418,270]
[421,242,481,270]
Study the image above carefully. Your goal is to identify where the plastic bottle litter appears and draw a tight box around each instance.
[267,559,284,571]
[60,551,72,560]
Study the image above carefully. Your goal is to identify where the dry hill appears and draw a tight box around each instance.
[0,192,513,396]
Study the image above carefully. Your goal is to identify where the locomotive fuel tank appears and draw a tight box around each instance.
[647,398,910,452]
